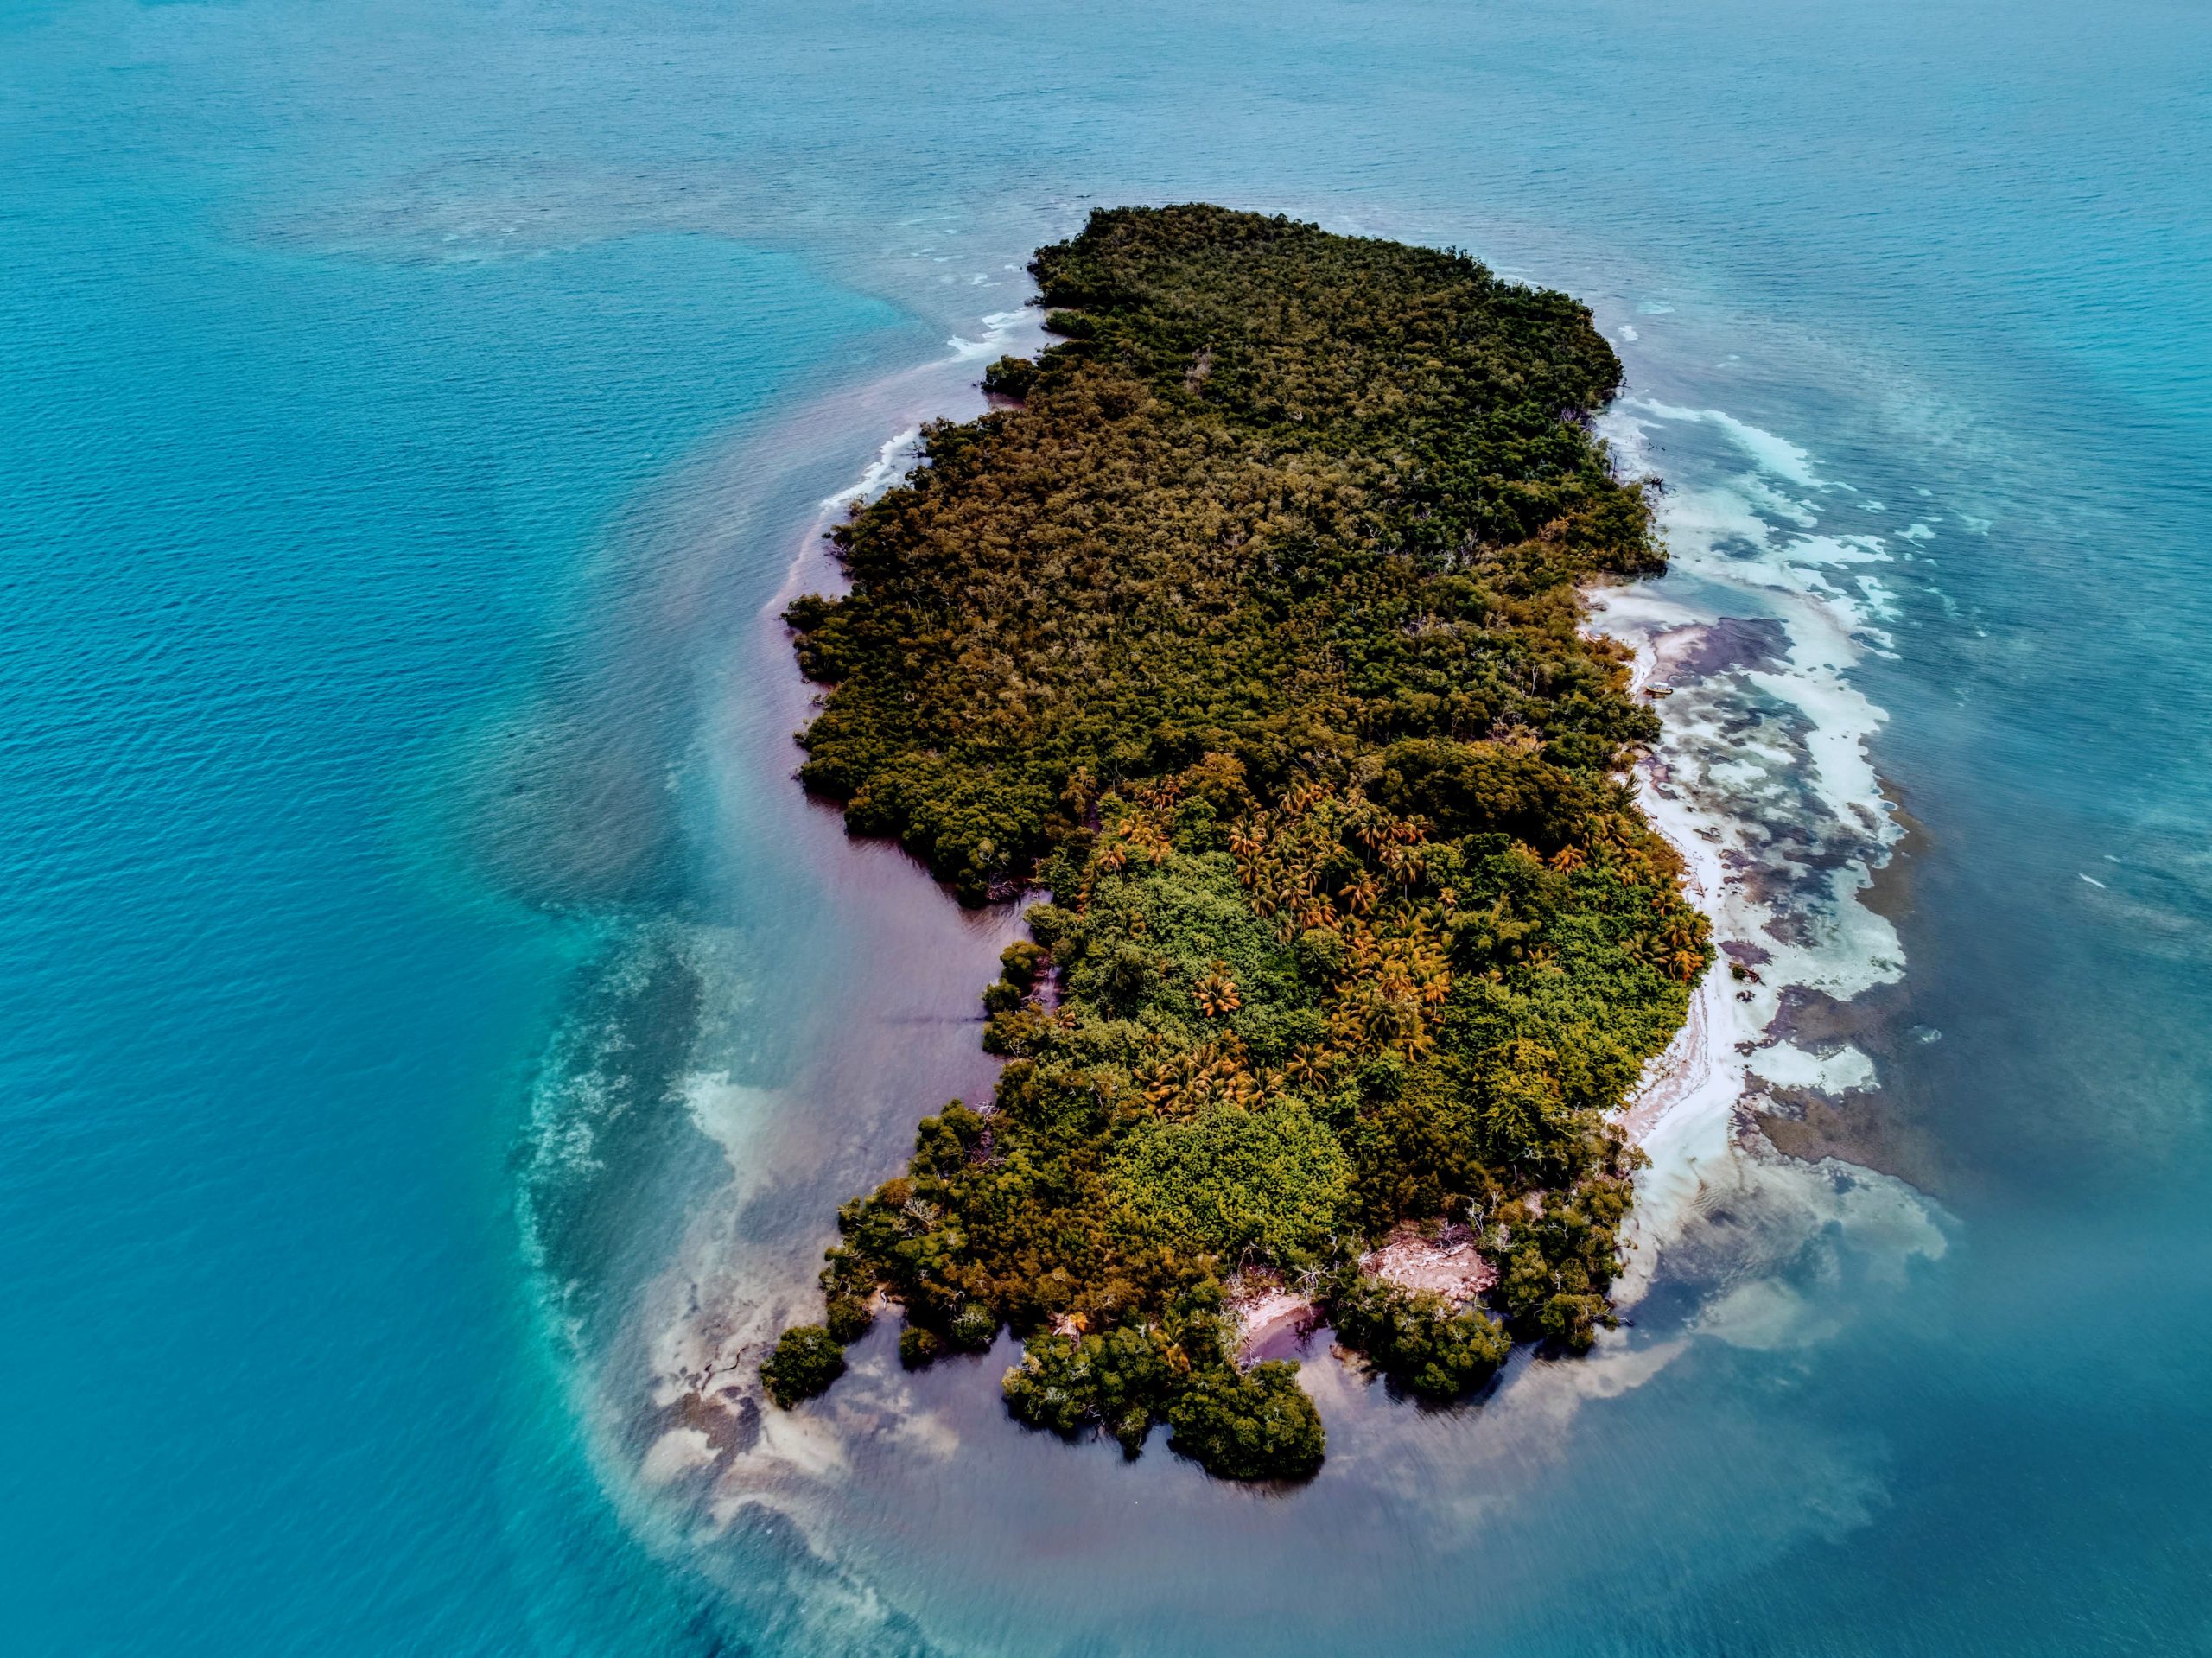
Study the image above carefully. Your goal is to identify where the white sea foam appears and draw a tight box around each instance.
[1748,1039,1878,1093]
[947,307,1037,360]
[816,424,921,512]
[1636,399,1828,488]
[1581,399,1942,1328]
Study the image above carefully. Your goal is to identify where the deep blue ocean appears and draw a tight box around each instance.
[4,2,2209,1653]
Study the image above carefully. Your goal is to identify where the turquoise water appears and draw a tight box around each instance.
[4,1,2209,1653]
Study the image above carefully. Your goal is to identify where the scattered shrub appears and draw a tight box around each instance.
[1166,1362,1326,1482]
[761,1325,846,1408]
[825,1295,875,1345]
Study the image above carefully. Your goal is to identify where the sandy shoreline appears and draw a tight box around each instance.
[1592,607,1764,1305]
[1582,552,1934,1318]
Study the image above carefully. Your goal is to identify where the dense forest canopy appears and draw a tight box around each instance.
[763,205,1709,1481]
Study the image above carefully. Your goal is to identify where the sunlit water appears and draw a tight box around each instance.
[3,2,2209,1653]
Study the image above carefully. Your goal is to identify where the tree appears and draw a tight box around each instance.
[762,1325,846,1408]
[1166,1363,1325,1482]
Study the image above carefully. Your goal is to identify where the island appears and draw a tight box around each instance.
[763,204,1710,1481]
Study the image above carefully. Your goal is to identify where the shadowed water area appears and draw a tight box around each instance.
[3,1,2209,1653]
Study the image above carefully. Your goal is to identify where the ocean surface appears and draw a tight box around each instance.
[4,1,2209,1652]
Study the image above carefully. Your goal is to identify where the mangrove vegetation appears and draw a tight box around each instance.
[768,205,1707,1481]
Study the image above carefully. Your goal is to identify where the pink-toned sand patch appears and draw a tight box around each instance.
[1227,1275,1319,1363]
[1360,1223,1497,1305]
